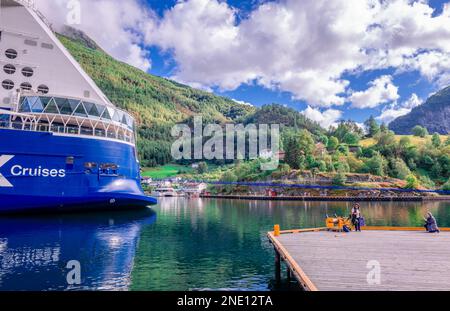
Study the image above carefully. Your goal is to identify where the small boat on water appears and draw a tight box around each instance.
[152,187,177,197]
[179,182,208,198]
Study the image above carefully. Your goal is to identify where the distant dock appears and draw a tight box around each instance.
[201,194,450,202]
[268,227,450,291]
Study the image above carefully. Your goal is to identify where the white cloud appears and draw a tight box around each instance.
[402,93,423,109]
[232,99,254,106]
[34,0,450,108]
[376,93,423,124]
[367,1,450,53]
[401,51,450,87]
[144,0,372,107]
[264,71,349,107]
[301,106,343,129]
[35,0,154,71]
[355,122,366,133]
[349,75,400,109]
[377,107,410,125]
[143,0,450,107]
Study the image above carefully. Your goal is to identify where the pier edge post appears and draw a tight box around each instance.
[287,268,291,283]
[275,248,281,284]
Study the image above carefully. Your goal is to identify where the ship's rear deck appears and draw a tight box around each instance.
[268,228,450,291]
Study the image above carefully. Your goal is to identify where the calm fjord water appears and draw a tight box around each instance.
[0,199,449,290]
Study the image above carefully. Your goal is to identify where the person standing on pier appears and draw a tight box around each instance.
[351,203,362,232]
[424,212,440,233]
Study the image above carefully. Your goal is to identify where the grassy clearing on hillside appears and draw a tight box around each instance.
[360,135,449,148]
[142,163,228,180]
[142,165,194,179]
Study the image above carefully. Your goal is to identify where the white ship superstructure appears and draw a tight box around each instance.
[0,0,135,144]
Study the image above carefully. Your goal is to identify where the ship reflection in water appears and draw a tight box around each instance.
[0,209,156,290]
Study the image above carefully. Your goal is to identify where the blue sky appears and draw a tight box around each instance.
[38,0,450,129]
[142,0,450,127]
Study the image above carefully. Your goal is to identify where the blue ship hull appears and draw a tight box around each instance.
[0,128,157,213]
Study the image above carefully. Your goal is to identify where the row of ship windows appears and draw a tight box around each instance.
[2,48,39,92]
[84,162,119,175]
[2,79,49,94]
[3,64,34,77]
[3,42,53,60]
[65,158,119,176]
[2,49,41,92]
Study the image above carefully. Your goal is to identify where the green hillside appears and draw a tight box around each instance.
[58,31,450,189]
[243,104,324,135]
[361,135,449,148]
[58,34,255,166]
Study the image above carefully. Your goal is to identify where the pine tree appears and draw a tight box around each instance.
[284,136,303,169]
[432,133,441,147]
[364,115,380,137]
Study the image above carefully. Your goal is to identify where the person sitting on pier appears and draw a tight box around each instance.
[351,203,362,232]
[424,212,440,233]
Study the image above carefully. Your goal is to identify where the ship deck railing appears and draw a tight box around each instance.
[0,110,135,145]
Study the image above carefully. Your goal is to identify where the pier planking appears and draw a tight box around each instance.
[269,229,450,291]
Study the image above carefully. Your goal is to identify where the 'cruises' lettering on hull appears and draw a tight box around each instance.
[0,155,66,188]
[11,165,66,178]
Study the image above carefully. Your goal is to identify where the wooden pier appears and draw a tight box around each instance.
[268,227,450,291]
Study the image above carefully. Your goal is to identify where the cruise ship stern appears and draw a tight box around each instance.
[0,0,157,213]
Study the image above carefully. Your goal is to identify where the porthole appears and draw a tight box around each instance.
[22,67,34,77]
[20,82,32,91]
[3,64,16,75]
[41,43,54,50]
[24,39,38,46]
[2,80,14,90]
[37,84,49,94]
[5,49,18,59]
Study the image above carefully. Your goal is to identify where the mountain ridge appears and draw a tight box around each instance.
[389,86,450,134]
